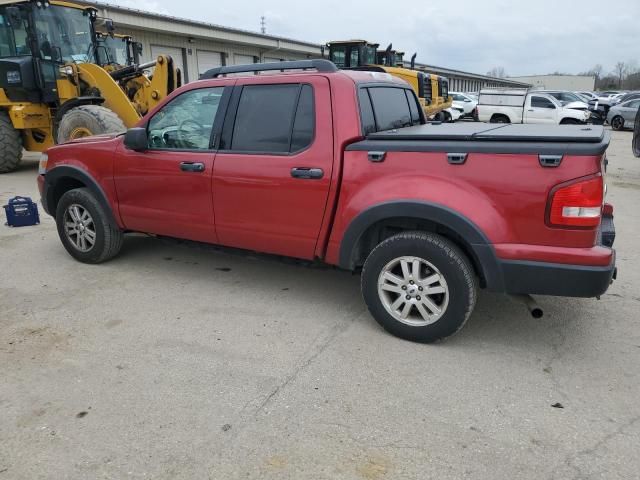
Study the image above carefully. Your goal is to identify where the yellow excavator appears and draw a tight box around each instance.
[0,0,180,173]
[326,40,452,119]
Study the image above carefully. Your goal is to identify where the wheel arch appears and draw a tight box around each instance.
[490,113,510,123]
[338,201,504,290]
[44,165,119,227]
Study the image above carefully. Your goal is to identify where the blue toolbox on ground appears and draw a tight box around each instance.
[3,196,40,227]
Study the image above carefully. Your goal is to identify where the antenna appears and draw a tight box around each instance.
[260,16,266,34]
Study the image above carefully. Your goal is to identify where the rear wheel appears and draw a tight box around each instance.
[361,232,477,343]
[0,111,23,173]
[443,111,452,123]
[611,115,625,131]
[55,188,123,264]
[57,105,126,144]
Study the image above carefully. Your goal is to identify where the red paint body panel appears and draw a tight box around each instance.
[212,76,334,259]
[324,151,604,265]
[113,145,217,243]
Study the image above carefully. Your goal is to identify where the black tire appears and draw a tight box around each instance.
[611,115,625,131]
[633,108,640,157]
[443,111,452,123]
[361,231,477,343]
[0,111,23,173]
[55,188,123,264]
[490,114,510,124]
[560,118,580,125]
[57,105,126,144]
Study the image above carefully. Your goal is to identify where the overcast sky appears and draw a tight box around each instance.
[110,0,639,77]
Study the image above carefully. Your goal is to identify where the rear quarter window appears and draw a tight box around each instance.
[361,86,420,133]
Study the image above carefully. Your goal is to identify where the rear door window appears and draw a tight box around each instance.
[368,87,413,131]
[227,83,315,153]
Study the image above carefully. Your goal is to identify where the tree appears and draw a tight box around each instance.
[486,67,506,78]
[614,61,627,88]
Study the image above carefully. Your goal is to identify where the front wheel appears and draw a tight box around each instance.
[560,118,580,125]
[361,232,477,343]
[611,116,625,131]
[55,188,123,264]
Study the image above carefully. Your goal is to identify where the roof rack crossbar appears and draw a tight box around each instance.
[200,59,338,79]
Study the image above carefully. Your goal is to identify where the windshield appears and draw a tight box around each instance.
[34,5,94,63]
[0,8,31,57]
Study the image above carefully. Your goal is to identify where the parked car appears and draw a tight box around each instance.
[443,106,463,122]
[37,59,616,344]
[578,91,599,101]
[450,92,478,119]
[610,92,640,105]
[477,88,591,124]
[607,98,640,130]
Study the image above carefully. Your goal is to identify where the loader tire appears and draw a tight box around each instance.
[0,111,23,174]
[57,105,126,144]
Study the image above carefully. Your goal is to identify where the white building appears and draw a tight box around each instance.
[506,74,596,91]
[83,1,529,90]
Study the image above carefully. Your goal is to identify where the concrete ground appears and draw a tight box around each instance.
[1,130,638,480]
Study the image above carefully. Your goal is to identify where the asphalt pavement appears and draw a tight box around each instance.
[1,129,638,479]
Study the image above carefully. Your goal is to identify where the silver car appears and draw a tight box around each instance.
[607,99,640,130]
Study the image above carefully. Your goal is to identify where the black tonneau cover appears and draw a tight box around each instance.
[347,123,609,156]
[368,123,606,143]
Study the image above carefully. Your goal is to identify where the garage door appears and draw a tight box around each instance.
[197,50,222,76]
[263,57,283,63]
[150,45,186,82]
[234,54,254,65]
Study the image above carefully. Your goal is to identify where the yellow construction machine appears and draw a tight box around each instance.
[326,40,452,119]
[0,0,180,172]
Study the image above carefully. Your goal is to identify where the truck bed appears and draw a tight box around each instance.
[347,124,609,155]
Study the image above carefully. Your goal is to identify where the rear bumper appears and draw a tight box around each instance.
[499,253,616,297]
[488,213,616,298]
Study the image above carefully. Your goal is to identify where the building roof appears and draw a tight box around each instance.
[77,0,323,53]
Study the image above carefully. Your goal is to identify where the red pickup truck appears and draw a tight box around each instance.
[37,60,616,343]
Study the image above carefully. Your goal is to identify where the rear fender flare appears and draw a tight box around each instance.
[338,200,504,291]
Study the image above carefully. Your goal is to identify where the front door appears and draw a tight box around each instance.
[114,85,230,243]
[527,95,558,124]
[212,77,333,259]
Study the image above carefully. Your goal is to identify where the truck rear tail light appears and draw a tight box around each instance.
[549,176,603,228]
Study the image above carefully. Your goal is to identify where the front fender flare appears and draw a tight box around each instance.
[43,165,119,227]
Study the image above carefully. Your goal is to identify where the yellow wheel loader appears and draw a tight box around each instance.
[0,0,180,173]
[326,40,452,119]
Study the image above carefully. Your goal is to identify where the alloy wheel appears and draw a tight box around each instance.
[64,204,96,252]
[377,256,449,327]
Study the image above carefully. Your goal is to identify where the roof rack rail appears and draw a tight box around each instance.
[200,59,338,79]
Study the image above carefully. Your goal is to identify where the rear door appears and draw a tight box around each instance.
[212,76,333,259]
[526,95,558,124]
[114,84,232,243]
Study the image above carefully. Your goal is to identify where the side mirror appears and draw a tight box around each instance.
[124,127,148,151]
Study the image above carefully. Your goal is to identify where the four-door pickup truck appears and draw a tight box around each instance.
[37,60,616,343]
[477,88,591,125]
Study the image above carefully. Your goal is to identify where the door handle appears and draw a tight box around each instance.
[291,167,324,179]
[180,162,205,172]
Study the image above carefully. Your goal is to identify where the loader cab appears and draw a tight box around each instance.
[376,49,404,67]
[95,32,141,67]
[0,0,97,104]
[326,40,378,68]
